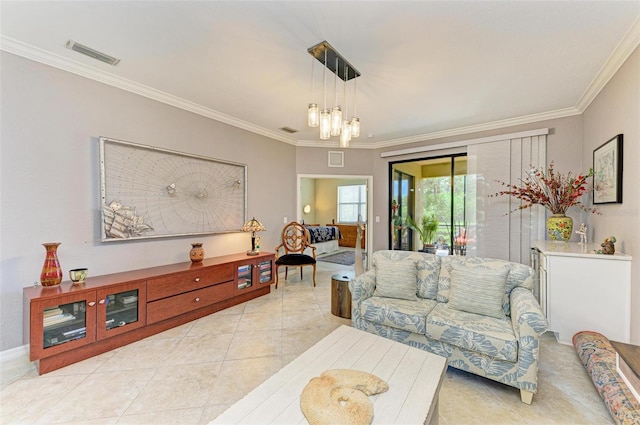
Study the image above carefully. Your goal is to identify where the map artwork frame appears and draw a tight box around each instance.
[593,134,623,205]
[99,137,247,242]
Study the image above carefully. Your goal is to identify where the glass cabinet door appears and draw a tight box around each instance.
[43,301,89,349]
[105,289,139,330]
[257,259,273,285]
[32,291,98,359]
[97,280,146,339]
[237,264,253,290]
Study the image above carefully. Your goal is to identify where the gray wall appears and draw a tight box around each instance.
[2,46,638,352]
[0,52,297,350]
[582,46,639,343]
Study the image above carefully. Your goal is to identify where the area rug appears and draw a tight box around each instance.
[318,251,365,266]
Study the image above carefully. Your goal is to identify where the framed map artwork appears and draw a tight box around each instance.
[99,137,247,241]
[593,134,623,205]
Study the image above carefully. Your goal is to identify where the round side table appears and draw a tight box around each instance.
[331,273,354,319]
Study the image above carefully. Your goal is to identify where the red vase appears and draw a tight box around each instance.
[40,243,62,287]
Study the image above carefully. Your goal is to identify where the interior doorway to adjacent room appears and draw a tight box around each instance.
[297,174,373,270]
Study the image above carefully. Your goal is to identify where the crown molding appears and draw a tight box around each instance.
[3,20,637,151]
[575,16,640,112]
[295,139,372,149]
[0,36,298,146]
[380,128,549,158]
[367,107,579,150]
[296,107,579,149]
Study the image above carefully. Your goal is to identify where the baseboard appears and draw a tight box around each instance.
[0,344,29,363]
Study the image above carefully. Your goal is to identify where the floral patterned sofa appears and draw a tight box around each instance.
[349,250,548,404]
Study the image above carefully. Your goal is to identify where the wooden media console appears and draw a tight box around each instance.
[24,252,275,374]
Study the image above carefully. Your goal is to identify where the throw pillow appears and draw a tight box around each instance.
[416,256,441,300]
[448,264,509,319]
[374,258,418,301]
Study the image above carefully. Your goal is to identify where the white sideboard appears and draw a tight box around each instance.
[531,240,632,345]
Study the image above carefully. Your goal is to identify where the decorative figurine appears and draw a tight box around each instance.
[594,236,616,255]
[576,223,587,244]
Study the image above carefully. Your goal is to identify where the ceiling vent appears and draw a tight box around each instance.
[66,40,120,66]
[279,126,298,134]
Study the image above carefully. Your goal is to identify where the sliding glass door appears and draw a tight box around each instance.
[390,155,468,254]
[391,170,414,250]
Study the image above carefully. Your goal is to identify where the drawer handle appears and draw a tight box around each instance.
[195,297,200,302]
[194,277,200,282]
[98,299,106,304]
[88,301,96,307]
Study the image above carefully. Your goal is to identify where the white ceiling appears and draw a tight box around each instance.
[1,1,639,149]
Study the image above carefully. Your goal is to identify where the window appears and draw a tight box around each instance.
[337,185,367,223]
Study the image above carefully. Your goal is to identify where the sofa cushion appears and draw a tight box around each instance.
[361,296,437,335]
[374,257,418,301]
[436,257,534,316]
[425,303,518,362]
[372,251,441,300]
[448,265,509,319]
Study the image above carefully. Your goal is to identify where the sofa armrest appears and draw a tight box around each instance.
[349,269,376,304]
[349,269,376,329]
[510,287,548,336]
[510,287,549,396]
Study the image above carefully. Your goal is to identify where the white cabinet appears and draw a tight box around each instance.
[532,241,632,345]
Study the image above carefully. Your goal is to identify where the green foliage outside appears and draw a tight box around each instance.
[420,175,467,246]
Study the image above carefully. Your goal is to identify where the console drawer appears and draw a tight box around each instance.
[147,264,234,301]
[147,281,235,324]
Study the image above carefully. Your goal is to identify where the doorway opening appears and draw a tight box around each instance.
[297,174,373,270]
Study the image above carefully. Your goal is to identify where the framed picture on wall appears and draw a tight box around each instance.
[99,137,247,241]
[593,134,623,204]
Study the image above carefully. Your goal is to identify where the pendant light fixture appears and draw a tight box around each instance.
[307,41,361,145]
[340,63,352,147]
[319,49,331,140]
[350,74,360,138]
[330,58,343,137]
[307,56,319,128]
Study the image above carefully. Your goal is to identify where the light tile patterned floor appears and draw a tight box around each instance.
[1,259,612,424]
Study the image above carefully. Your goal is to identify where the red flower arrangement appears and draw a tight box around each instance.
[492,162,598,215]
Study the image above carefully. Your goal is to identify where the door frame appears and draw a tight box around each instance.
[297,174,374,270]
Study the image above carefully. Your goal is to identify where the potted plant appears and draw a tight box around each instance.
[407,214,439,253]
[492,162,598,241]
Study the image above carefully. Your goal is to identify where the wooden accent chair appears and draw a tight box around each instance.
[274,222,316,288]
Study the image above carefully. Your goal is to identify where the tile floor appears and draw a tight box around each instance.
[1,258,613,424]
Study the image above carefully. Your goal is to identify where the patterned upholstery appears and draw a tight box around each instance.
[426,303,518,362]
[573,331,640,425]
[361,296,437,334]
[350,250,548,402]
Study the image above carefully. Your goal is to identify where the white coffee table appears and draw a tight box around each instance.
[210,325,447,425]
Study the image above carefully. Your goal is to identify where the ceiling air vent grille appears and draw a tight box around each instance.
[279,127,298,134]
[66,40,120,66]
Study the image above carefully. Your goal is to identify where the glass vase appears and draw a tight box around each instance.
[546,215,573,241]
[40,242,62,286]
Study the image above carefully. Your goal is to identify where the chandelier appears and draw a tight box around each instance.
[307,41,361,147]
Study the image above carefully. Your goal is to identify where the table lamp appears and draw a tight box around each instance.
[242,217,265,256]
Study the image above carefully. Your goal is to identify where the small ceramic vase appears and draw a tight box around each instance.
[546,214,573,241]
[69,268,88,284]
[190,243,204,263]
